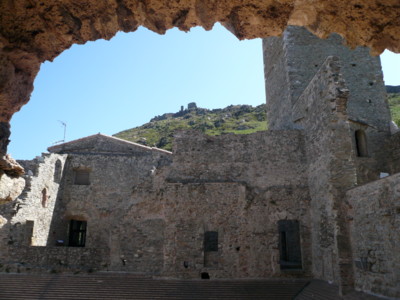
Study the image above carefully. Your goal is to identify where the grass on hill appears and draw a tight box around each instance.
[388,93,400,126]
[114,104,267,151]
[115,92,400,152]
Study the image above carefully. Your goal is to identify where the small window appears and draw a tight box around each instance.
[74,169,90,185]
[68,220,87,247]
[355,130,368,157]
[41,188,47,208]
[204,231,218,252]
[278,220,302,270]
[54,160,62,183]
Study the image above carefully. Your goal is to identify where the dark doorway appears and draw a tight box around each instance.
[68,220,87,247]
[204,231,218,252]
[204,231,219,268]
[278,220,302,270]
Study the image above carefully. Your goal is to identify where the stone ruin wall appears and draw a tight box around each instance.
[0,152,72,272]
[346,174,400,298]
[2,246,109,274]
[0,147,172,273]
[291,56,358,291]
[52,130,313,279]
[263,26,391,167]
[262,27,400,294]
[381,131,400,176]
[0,131,313,279]
[280,50,400,298]
[262,34,293,130]
[47,144,172,274]
[0,54,397,297]
[265,27,390,130]
[169,130,308,189]
[0,4,398,294]
[161,181,312,279]
[0,153,67,246]
[164,130,312,278]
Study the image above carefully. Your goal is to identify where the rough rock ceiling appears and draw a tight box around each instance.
[0,0,399,168]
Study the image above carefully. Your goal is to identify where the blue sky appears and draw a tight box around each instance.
[8,24,400,159]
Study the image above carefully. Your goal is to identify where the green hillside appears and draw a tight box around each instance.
[388,93,400,126]
[114,103,267,151]
[114,91,400,152]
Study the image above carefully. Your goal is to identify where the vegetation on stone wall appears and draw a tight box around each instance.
[114,104,267,151]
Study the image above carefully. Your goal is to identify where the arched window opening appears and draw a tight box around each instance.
[355,130,368,157]
[54,160,62,183]
[41,188,47,208]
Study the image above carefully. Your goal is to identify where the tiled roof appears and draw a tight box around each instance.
[48,133,171,155]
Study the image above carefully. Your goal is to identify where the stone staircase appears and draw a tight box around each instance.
[295,280,387,300]
[0,273,308,300]
[0,273,387,299]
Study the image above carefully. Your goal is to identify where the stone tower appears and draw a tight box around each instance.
[262,26,391,150]
[263,26,394,294]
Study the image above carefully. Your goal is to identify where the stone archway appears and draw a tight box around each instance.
[1,0,400,173]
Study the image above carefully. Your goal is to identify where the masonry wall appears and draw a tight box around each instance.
[263,27,392,187]
[48,148,171,274]
[346,173,400,298]
[292,56,358,292]
[263,26,391,133]
[263,35,293,130]
[0,132,313,278]
[169,130,308,189]
[381,131,400,175]
[0,246,109,273]
[0,153,67,249]
[161,182,311,279]
[164,130,312,278]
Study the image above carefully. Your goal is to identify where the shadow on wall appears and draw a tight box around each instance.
[0,154,109,273]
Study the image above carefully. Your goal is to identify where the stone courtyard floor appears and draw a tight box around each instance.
[0,273,387,299]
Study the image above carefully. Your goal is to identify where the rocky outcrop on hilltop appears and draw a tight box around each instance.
[115,103,267,151]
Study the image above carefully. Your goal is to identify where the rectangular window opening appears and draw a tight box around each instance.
[204,231,219,268]
[68,220,87,247]
[204,231,218,252]
[278,220,302,270]
[74,169,90,185]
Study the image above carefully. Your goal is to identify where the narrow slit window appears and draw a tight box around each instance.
[54,160,62,183]
[41,188,47,208]
[355,130,368,157]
